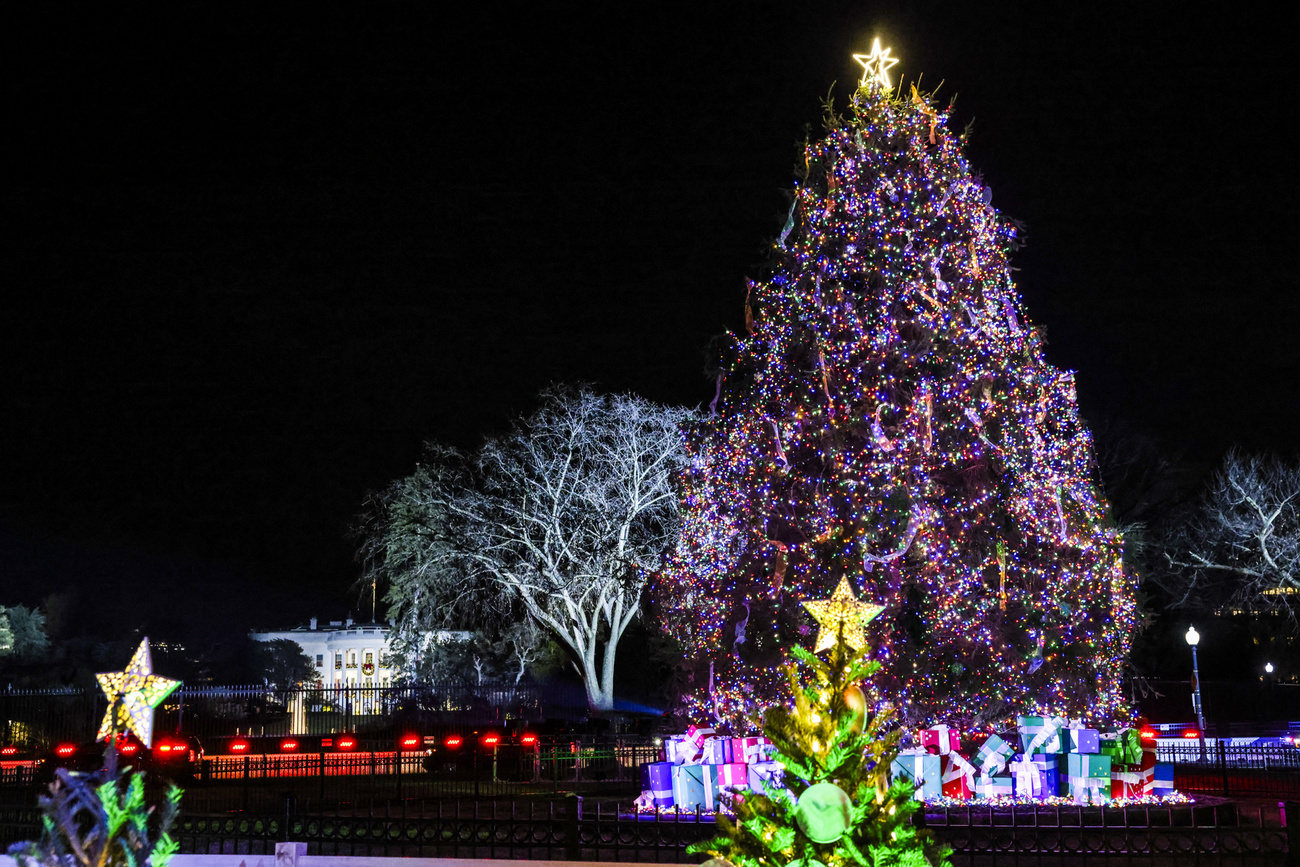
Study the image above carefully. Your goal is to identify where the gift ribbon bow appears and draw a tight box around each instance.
[926,724,957,754]
[1024,716,1066,754]
[942,752,977,789]
[1068,775,1105,805]
[976,738,1012,774]
[1008,756,1040,796]
[1112,766,1152,795]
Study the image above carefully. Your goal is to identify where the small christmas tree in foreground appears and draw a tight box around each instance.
[690,630,951,867]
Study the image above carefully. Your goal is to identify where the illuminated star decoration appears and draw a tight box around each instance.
[95,637,180,748]
[853,38,899,89]
[801,577,885,653]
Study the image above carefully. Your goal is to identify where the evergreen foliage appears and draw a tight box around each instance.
[8,756,181,867]
[690,633,950,867]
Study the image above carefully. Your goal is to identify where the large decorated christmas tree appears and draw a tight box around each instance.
[659,42,1137,730]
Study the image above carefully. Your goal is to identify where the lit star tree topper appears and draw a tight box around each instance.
[95,637,180,748]
[801,577,884,653]
[853,37,899,90]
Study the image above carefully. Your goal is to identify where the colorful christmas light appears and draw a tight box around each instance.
[657,47,1137,732]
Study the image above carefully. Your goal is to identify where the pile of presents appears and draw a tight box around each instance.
[891,717,1178,804]
[636,725,783,811]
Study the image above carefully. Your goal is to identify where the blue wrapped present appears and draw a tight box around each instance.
[1016,715,1064,754]
[1067,727,1100,754]
[975,773,1013,798]
[640,761,674,806]
[671,763,720,810]
[891,751,941,800]
[974,734,1015,775]
[747,760,784,791]
[1009,753,1059,799]
[1152,761,1174,796]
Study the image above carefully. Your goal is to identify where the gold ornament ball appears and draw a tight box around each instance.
[842,684,867,734]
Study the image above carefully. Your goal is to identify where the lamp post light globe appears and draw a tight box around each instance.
[1185,626,1200,646]
[1266,662,1274,674]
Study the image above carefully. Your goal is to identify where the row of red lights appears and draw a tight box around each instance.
[226,732,535,754]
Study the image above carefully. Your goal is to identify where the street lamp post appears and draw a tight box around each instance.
[1186,625,1207,760]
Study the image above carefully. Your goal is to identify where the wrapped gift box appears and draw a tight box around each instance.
[1068,775,1111,805]
[701,737,732,764]
[922,724,960,756]
[747,760,785,791]
[1009,753,1059,799]
[1016,716,1064,754]
[1067,727,1100,754]
[891,752,941,800]
[731,737,773,764]
[1099,729,1143,765]
[974,734,1015,776]
[640,761,675,806]
[1065,751,1111,780]
[672,763,720,810]
[1152,762,1174,796]
[665,735,699,765]
[685,725,716,751]
[716,762,747,788]
[976,774,1013,798]
[940,752,976,798]
[1111,763,1153,799]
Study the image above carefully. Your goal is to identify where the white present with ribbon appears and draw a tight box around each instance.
[1008,754,1041,797]
[1016,715,1065,755]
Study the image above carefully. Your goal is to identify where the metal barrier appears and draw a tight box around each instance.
[3,795,1294,862]
[1161,741,1300,798]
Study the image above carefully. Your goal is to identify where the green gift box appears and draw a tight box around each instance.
[1099,729,1143,765]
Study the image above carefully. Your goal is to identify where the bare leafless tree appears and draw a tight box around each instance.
[1159,450,1300,621]
[356,386,692,710]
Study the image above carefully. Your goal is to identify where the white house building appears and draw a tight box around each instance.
[249,617,397,687]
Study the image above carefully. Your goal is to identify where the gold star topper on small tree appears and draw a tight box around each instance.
[95,637,180,748]
[854,38,899,90]
[802,576,885,652]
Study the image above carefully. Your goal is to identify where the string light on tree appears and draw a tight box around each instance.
[658,40,1137,730]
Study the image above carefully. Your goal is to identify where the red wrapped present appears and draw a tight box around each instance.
[941,752,976,798]
[685,725,716,751]
[1111,763,1153,799]
[922,724,960,755]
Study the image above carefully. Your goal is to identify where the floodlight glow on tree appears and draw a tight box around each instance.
[95,637,180,748]
[659,44,1137,730]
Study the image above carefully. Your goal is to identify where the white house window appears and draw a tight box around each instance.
[334,653,343,670]
[316,654,324,668]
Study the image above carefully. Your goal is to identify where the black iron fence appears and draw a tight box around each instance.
[178,741,663,812]
[1159,741,1300,799]
[1,682,610,749]
[7,797,1290,863]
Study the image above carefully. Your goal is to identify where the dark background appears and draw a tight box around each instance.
[2,5,1294,681]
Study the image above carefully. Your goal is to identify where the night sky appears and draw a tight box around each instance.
[3,5,1294,639]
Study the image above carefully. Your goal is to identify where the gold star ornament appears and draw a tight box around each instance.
[802,577,884,652]
[853,38,899,90]
[95,637,180,748]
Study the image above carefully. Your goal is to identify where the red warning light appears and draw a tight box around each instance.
[56,744,77,757]
[399,734,421,750]
[229,738,250,753]
[1,746,18,756]
[1139,726,1157,742]
[280,738,300,752]
[520,733,537,746]
[444,736,462,749]
[118,742,140,755]
[1182,729,1200,739]
[481,733,500,747]
[336,735,357,751]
